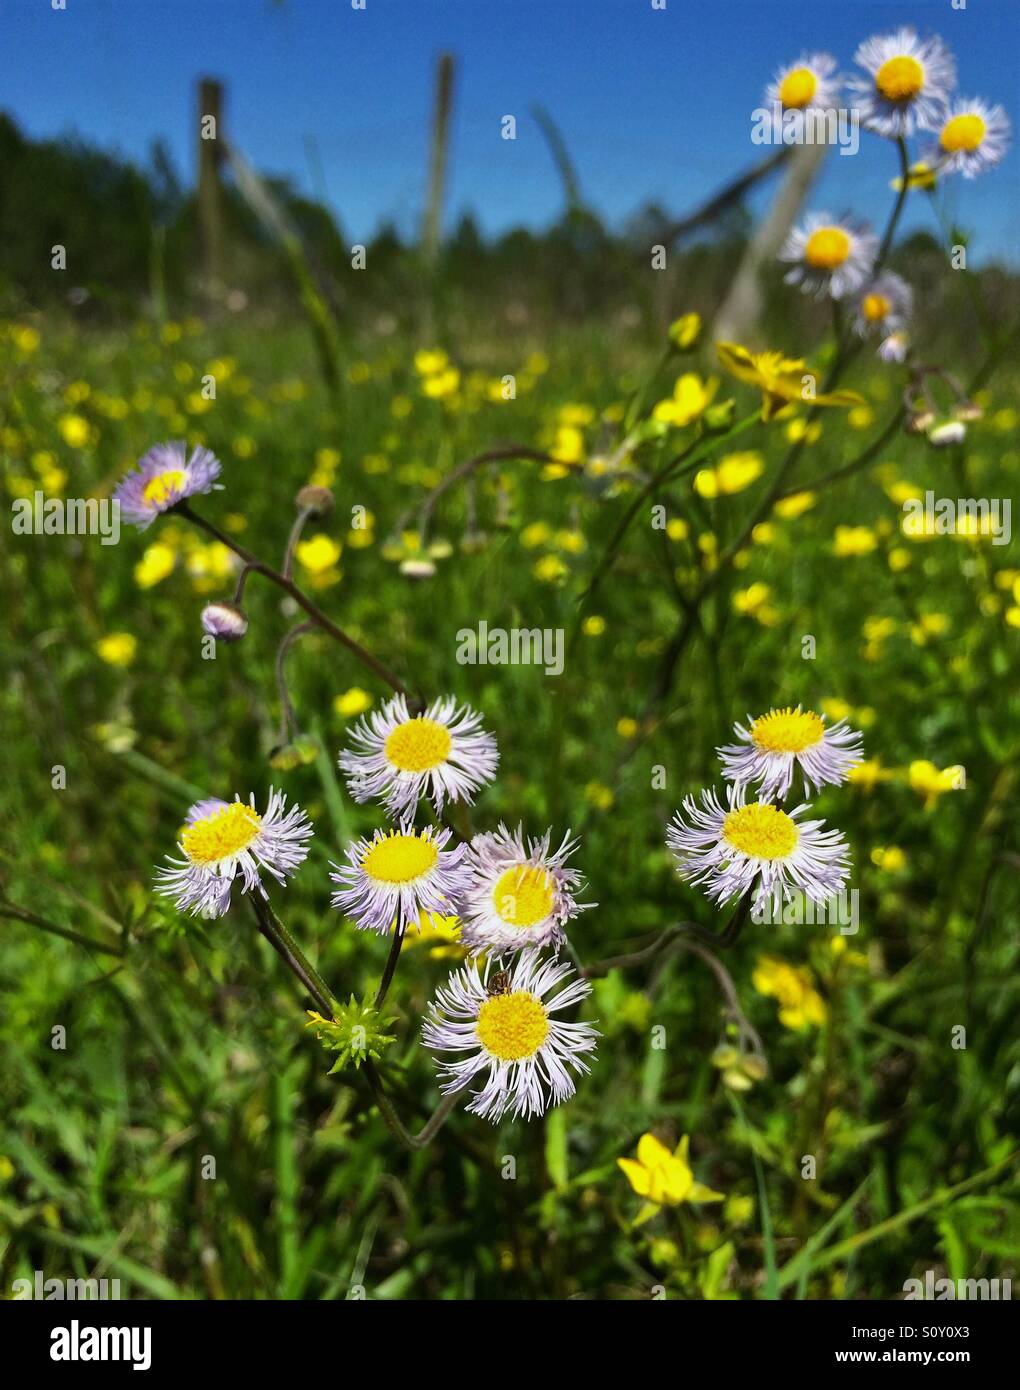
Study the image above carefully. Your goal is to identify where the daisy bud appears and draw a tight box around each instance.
[877,331,909,364]
[399,558,437,579]
[201,601,249,642]
[954,400,983,423]
[905,408,935,434]
[295,484,334,515]
[928,419,967,448]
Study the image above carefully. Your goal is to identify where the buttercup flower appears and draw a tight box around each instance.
[909,759,963,808]
[422,953,598,1122]
[718,706,864,800]
[459,823,593,956]
[780,214,878,300]
[156,791,312,918]
[853,272,912,338]
[330,823,471,934]
[651,373,717,428]
[716,343,864,422]
[849,28,956,137]
[766,52,841,113]
[752,955,827,1030]
[339,694,498,817]
[694,451,764,499]
[114,441,222,530]
[667,784,851,911]
[618,1133,724,1220]
[927,99,1011,178]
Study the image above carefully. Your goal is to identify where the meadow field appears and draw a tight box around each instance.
[1,3,1019,1306]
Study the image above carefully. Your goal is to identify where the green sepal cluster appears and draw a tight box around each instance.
[305,996,396,1074]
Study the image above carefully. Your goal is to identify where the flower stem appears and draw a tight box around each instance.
[177,502,408,698]
[251,895,335,1016]
[374,920,406,1009]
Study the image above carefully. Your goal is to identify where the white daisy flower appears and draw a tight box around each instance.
[339,694,498,817]
[853,272,913,338]
[926,99,1011,178]
[156,790,313,918]
[766,52,841,113]
[718,706,864,801]
[459,823,594,956]
[780,213,878,300]
[422,953,599,1123]
[667,785,851,912]
[330,822,471,934]
[849,28,956,138]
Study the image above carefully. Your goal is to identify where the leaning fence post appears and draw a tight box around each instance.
[197,77,225,300]
[713,142,828,345]
[420,53,455,338]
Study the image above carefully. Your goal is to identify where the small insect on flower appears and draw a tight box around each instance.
[667,784,851,913]
[848,28,956,138]
[780,214,878,300]
[156,791,313,918]
[766,52,841,114]
[114,441,222,530]
[422,953,599,1123]
[926,99,1011,178]
[718,706,864,801]
[338,693,498,817]
[459,823,595,956]
[853,272,913,339]
[330,823,472,935]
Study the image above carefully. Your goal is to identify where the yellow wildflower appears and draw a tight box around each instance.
[296,535,342,574]
[334,687,373,719]
[95,633,137,668]
[871,845,907,872]
[618,1133,724,1223]
[909,760,964,807]
[652,373,717,427]
[584,781,614,810]
[833,525,877,557]
[774,490,816,519]
[133,542,176,589]
[847,757,892,792]
[694,450,763,499]
[752,955,826,1030]
[716,342,864,422]
[57,413,91,448]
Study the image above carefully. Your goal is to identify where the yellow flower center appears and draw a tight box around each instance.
[361,832,438,884]
[804,227,851,270]
[492,865,556,927]
[384,717,452,773]
[751,708,825,754]
[476,991,549,1061]
[181,802,262,864]
[779,67,818,110]
[875,55,924,103]
[940,113,986,153]
[142,469,186,506]
[723,803,799,860]
[862,292,892,322]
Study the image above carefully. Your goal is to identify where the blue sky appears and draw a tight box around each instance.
[2,0,1018,262]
